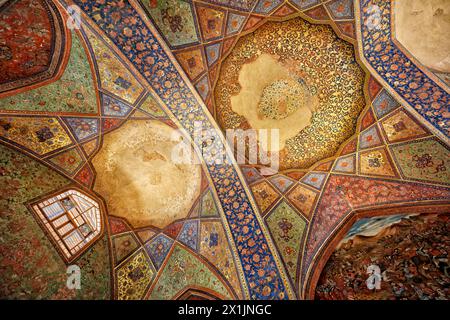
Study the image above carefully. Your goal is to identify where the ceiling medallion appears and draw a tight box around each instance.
[215,17,366,170]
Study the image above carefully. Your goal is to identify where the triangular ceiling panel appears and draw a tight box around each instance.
[85,27,145,105]
[0,30,98,114]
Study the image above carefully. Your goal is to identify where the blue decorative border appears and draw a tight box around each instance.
[359,0,449,139]
[72,0,289,300]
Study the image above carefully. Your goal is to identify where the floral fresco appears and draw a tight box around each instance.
[0,0,448,301]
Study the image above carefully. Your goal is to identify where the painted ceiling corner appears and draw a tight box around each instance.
[0,0,449,301]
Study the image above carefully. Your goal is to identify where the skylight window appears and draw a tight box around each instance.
[30,189,102,262]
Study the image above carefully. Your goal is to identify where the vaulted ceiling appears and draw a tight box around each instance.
[0,0,448,300]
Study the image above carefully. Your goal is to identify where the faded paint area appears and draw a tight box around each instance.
[93,120,201,229]
[231,53,318,152]
[394,0,450,73]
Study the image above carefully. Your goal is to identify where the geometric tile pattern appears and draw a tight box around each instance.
[102,118,123,134]
[290,0,320,10]
[178,220,199,252]
[359,125,383,150]
[269,175,295,194]
[251,181,280,215]
[304,5,330,20]
[142,0,199,48]
[1,0,448,302]
[359,147,397,178]
[201,189,219,217]
[145,234,174,270]
[380,109,429,143]
[138,94,167,118]
[81,138,99,157]
[340,138,357,156]
[301,172,328,190]
[272,3,297,17]
[196,5,226,42]
[254,0,284,14]
[243,16,263,31]
[65,118,99,142]
[175,48,206,81]
[333,154,356,174]
[85,27,144,105]
[241,166,263,184]
[359,0,448,137]
[314,161,334,172]
[109,217,131,235]
[112,232,139,265]
[326,0,354,20]
[74,164,94,187]
[163,221,184,240]
[48,147,84,175]
[390,139,449,185]
[367,76,383,101]
[286,184,318,220]
[371,89,400,119]
[154,0,367,115]
[116,249,154,300]
[101,94,133,117]
[136,229,156,244]
[226,12,247,36]
[0,116,72,155]
[360,108,376,131]
[195,75,210,100]
[205,42,222,67]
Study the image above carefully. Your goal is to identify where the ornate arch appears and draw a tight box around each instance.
[303,202,450,299]
[0,0,70,97]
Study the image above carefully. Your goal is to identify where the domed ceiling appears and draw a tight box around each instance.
[215,17,366,169]
[0,0,448,300]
